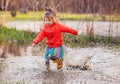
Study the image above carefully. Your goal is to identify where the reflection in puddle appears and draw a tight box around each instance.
[0,44,44,57]
[7,44,21,56]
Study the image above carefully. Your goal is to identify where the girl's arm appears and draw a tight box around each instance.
[59,23,78,35]
[32,30,45,45]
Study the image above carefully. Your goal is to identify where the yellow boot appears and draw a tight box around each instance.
[57,59,63,69]
[52,59,63,69]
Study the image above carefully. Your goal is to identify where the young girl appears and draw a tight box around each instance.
[32,8,78,70]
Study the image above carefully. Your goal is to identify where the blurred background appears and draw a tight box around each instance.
[0,0,120,14]
[0,0,120,84]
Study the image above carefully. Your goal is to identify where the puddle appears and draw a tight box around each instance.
[0,45,120,84]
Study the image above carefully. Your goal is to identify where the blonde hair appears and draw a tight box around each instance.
[43,8,57,22]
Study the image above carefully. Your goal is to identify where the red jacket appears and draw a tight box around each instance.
[32,22,78,47]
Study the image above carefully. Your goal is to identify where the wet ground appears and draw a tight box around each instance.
[0,45,120,84]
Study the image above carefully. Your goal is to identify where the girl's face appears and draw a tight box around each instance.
[44,17,54,26]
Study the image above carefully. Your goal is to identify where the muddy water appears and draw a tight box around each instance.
[6,21,120,37]
[0,45,120,84]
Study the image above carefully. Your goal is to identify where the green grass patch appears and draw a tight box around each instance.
[0,27,38,45]
[0,11,44,21]
[0,11,120,21]
[63,33,120,48]
[0,27,120,48]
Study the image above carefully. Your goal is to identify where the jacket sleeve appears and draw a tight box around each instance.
[32,30,45,45]
[59,23,78,35]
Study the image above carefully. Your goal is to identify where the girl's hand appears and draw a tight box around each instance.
[32,43,35,47]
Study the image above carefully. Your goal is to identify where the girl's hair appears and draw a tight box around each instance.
[43,7,57,22]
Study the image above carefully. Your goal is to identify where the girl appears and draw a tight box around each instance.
[32,8,78,70]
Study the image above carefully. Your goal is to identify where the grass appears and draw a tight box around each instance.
[0,27,38,45]
[0,11,120,21]
[0,11,44,21]
[0,27,120,48]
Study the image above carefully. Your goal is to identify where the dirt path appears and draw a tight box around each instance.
[0,46,120,84]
